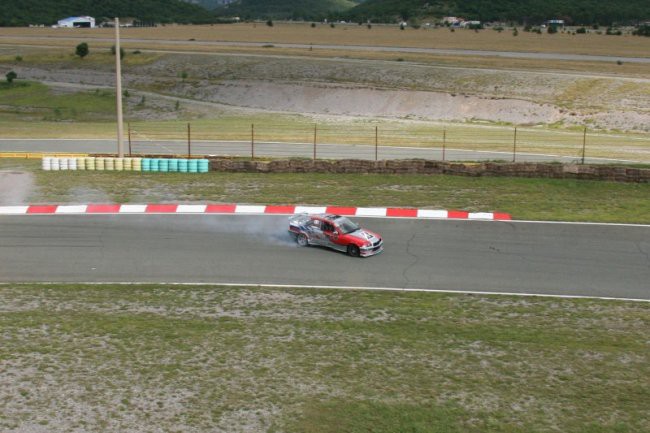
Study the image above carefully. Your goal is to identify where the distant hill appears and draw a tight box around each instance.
[214,0,361,21]
[0,0,215,27]
[345,0,650,25]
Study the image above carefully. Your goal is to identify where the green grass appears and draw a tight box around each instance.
[0,81,116,121]
[2,159,647,223]
[1,283,648,432]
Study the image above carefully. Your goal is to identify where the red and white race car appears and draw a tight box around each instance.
[288,213,383,257]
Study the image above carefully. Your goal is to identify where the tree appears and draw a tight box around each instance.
[75,42,89,59]
[6,71,17,83]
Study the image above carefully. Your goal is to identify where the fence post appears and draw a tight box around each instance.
[313,124,317,160]
[442,129,446,161]
[127,122,132,156]
[581,127,587,164]
[187,122,191,158]
[375,126,378,161]
[251,123,255,160]
[513,127,517,162]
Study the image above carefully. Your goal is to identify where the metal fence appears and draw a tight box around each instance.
[125,122,650,164]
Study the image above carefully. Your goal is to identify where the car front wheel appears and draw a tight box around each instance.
[347,244,360,257]
[296,233,309,247]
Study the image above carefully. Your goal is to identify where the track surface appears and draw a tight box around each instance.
[1,215,648,299]
[0,139,628,164]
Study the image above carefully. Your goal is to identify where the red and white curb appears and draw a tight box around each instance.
[0,204,512,220]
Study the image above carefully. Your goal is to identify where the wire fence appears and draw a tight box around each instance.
[125,122,650,164]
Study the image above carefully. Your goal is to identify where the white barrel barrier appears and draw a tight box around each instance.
[50,157,60,171]
[42,157,51,171]
[59,158,69,170]
[68,158,77,171]
[132,157,142,171]
[95,157,105,171]
[123,158,132,171]
[105,157,114,171]
[76,157,85,170]
[114,157,124,171]
[85,157,95,171]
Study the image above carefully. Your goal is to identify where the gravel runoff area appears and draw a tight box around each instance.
[0,284,648,433]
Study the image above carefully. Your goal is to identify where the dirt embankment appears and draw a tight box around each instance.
[4,53,650,130]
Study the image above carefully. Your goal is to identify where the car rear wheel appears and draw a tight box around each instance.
[347,244,360,257]
[296,233,309,247]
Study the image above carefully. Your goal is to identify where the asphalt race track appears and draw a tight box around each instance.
[0,139,630,164]
[1,215,648,300]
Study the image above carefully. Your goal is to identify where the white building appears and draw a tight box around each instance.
[56,16,96,28]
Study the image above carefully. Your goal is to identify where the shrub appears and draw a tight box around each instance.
[6,70,17,83]
[547,26,557,34]
[576,27,587,34]
[266,20,273,27]
[111,45,125,59]
[513,28,519,36]
[75,42,89,59]
[494,26,504,32]
[15,55,22,62]
[330,23,335,28]
[311,22,316,28]
[367,24,372,29]
[606,27,622,35]
[632,25,650,37]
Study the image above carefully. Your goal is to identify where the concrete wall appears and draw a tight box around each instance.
[207,158,650,183]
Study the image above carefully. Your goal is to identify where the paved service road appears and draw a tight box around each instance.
[0,139,630,164]
[1,215,648,300]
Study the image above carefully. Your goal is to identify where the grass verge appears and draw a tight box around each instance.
[1,283,648,432]
[2,159,649,223]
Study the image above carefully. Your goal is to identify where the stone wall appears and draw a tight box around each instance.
[207,158,650,183]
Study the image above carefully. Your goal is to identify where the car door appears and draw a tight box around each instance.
[322,221,341,249]
[308,218,327,245]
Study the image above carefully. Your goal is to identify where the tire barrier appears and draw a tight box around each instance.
[41,157,210,173]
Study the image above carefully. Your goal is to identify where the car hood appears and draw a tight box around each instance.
[346,229,381,243]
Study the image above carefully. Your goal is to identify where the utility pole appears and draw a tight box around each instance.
[115,17,124,157]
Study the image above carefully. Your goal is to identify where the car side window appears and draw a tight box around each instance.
[323,222,333,232]
[311,219,321,230]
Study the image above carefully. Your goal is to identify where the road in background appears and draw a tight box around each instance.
[1,36,649,63]
[1,215,648,299]
[0,139,632,164]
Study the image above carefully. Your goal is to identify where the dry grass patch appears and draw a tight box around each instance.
[1,284,648,432]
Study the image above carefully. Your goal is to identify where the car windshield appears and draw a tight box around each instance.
[335,217,359,234]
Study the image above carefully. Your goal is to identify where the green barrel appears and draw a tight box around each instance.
[168,159,179,172]
[178,159,189,173]
[150,158,159,172]
[159,158,169,172]
[198,159,209,173]
[141,158,151,172]
[188,159,198,173]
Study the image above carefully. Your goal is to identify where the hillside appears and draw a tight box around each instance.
[0,0,215,27]
[345,0,650,25]
[214,0,360,20]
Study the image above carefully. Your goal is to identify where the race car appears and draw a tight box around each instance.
[288,213,383,257]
